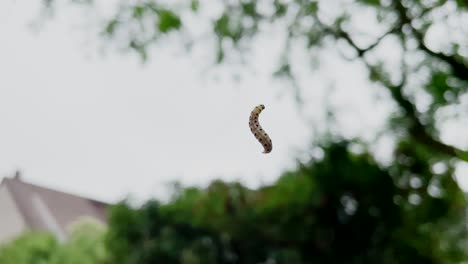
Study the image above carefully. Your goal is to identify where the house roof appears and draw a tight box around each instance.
[1,175,109,239]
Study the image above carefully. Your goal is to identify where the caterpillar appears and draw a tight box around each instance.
[249,104,272,154]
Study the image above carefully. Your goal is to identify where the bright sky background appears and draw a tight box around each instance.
[0,0,466,204]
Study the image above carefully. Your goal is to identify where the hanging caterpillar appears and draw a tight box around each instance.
[249,104,272,154]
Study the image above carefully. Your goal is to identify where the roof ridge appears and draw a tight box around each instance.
[2,176,110,237]
[4,177,111,205]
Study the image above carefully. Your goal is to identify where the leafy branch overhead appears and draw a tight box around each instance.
[43,0,468,161]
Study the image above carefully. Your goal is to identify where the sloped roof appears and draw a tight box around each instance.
[1,176,109,239]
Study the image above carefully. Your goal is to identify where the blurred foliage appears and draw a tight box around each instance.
[0,232,56,264]
[104,141,467,264]
[0,218,109,264]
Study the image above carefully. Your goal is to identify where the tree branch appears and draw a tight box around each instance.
[394,1,468,82]
[313,14,395,58]
[312,15,468,162]
[366,64,468,161]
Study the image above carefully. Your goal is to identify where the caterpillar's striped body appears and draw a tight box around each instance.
[249,104,272,154]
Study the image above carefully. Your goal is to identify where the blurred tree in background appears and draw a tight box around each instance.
[23,0,468,263]
[104,141,467,264]
[0,219,108,264]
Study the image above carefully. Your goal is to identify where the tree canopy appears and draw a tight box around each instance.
[1,141,467,263]
[104,140,467,263]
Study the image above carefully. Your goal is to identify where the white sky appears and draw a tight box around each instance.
[0,0,466,204]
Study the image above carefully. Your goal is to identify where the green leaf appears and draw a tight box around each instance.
[306,29,323,48]
[133,5,145,19]
[456,150,468,162]
[130,41,148,62]
[216,46,224,63]
[305,2,318,14]
[425,71,463,109]
[273,0,287,17]
[273,63,291,78]
[157,9,182,33]
[104,19,118,35]
[213,13,242,42]
[190,0,199,12]
[455,0,468,8]
[214,13,230,37]
[358,0,381,6]
[241,1,257,17]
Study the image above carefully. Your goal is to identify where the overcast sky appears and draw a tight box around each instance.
[0,0,466,204]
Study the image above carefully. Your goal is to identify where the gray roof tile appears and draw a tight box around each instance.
[1,177,109,237]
